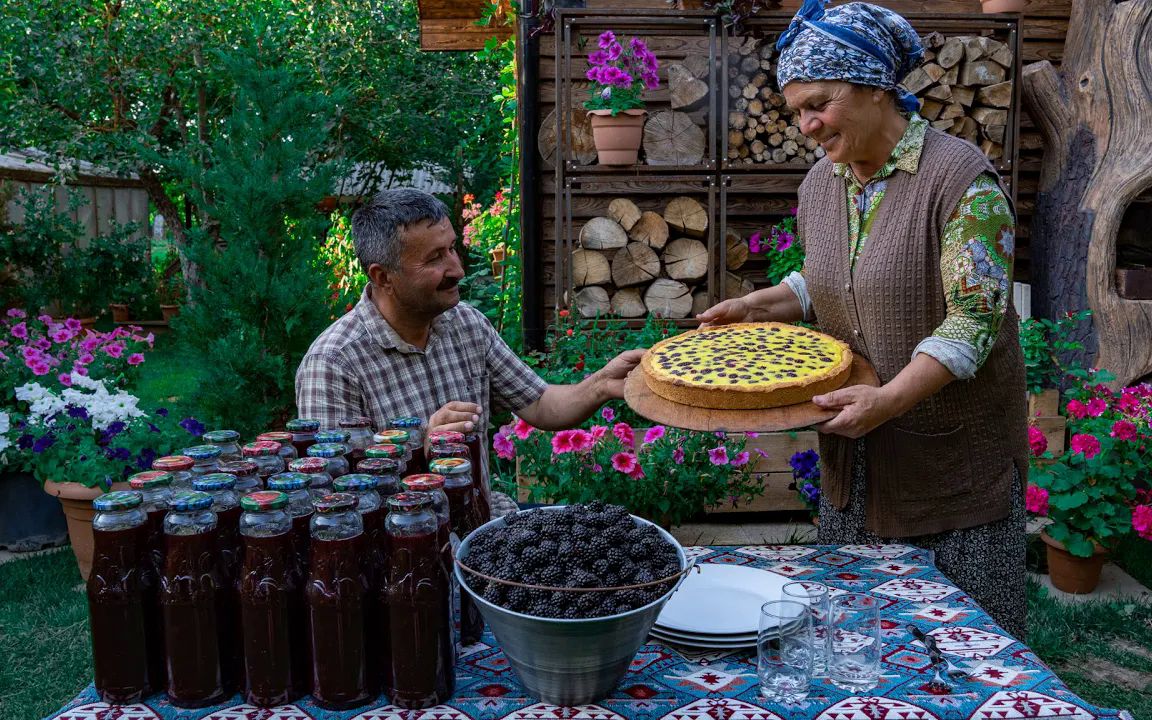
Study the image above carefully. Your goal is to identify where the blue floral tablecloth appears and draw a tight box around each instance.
[48,544,1134,720]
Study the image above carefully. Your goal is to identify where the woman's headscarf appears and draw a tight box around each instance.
[775,0,924,113]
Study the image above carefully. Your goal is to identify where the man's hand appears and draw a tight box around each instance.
[594,349,646,400]
[696,298,750,328]
[427,401,483,435]
[811,385,901,439]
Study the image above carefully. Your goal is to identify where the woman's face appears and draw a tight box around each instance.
[783,81,884,165]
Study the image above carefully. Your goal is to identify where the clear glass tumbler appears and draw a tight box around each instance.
[829,592,882,693]
[783,581,832,676]
[757,600,812,702]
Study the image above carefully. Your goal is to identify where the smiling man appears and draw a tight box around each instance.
[295,188,642,483]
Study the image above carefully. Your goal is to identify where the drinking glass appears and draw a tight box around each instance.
[757,600,813,702]
[783,581,832,676]
[829,592,882,692]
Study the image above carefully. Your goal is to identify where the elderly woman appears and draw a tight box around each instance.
[699,1,1028,637]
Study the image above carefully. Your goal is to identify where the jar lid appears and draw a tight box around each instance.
[403,473,445,492]
[314,492,359,513]
[338,417,373,429]
[192,473,238,492]
[307,442,348,459]
[429,457,472,476]
[256,431,293,444]
[387,491,434,511]
[286,418,321,432]
[128,470,173,489]
[315,429,351,444]
[289,457,329,474]
[431,442,469,457]
[334,473,379,492]
[388,416,423,430]
[427,430,465,446]
[152,455,195,471]
[356,457,400,475]
[202,429,240,443]
[365,443,403,459]
[182,444,223,460]
[267,472,310,491]
[241,490,288,512]
[218,460,259,477]
[372,429,410,445]
[242,440,282,457]
[92,490,143,512]
[169,490,213,512]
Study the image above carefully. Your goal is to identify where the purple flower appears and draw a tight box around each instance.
[17,434,34,450]
[708,446,729,465]
[789,449,820,481]
[749,231,762,254]
[600,67,632,88]
[32,435,56,453]
[10,322,27,339]
[598,31,616,50]
[105,447,132,462]
[586,67,605,84]
[588,50,608,66]
[6,308,26,318]
[156,407,169,417]
[136,448,157,470]
[801,482,821,503]
[775,230,794,252]
[606,42,623,61]
[180,417,206,437]
[66,406,89,420]
[64,318,81,332]
[106,421,127,436]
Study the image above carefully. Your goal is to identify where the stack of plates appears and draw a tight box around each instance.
[649,564,796,649]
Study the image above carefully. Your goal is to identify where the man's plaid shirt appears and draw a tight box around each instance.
[295,284,547,439]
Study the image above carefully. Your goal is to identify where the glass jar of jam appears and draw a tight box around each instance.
[401,474,451,574]
[461,431,490,523]
[307,493,371,710]
[315,429,351,447]
[242,441,286,482]
[286,418,321,457]
[161,490,225,708]
[218,460,262,495]
[333,473,388,691]
[389,417,426,474]
[373,429,411,457]
[192,473,243,692]
[356,457,403,498]
[339,417,374,465]
[239,490,307,707]
[202,429,242,462]
[289,457,333,501]
[127,470,172,689]
[427,429,465,448]
[307,442,351,479]
[88,490,150,704]
[384,492,455,708]
[427,458,485,645]
[181,444,223,478]
[257,431,299,461]
[365,442,407,475]
[267,472,316,582]
[152,455,195,490]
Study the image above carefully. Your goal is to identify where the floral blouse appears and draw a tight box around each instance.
[785,114,1015,379]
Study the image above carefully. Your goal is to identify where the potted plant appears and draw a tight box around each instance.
[1019,310,1092,416]
[583,31,660,165]
[1027,371,1152,593]
[85,228,150,324]
[787,448,821,524]
[156,262,186,322]
[748,207,804,287]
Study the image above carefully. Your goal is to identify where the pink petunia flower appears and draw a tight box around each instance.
[708,446,729,465]
[57,372,72,387]
[611,451,639,474]
[748,231,762,254]
[775,230,794,252]
[673,446,685,464]
[590,425,608,441]
[1028,425,1048,456]
[745,432,759,438]
[64,317,81,332]
[77,352,94,365]
[1070,433,1101,459]
[1025,484,1049,516]
[74,365,88,376]
[1065,399,1087,419]
[79,336,99,352]
[601,406,616,422]
[552,430,577,455]
[627,465,645,480]
[6,308,26,318]
[10,322,27,339]
[1110,420,1138,440]
[643,426,666,444]
[1085,397,1108,418]
[592,463,603,473]
[30,361,50,376]
[730,451,751,467]
[32,338,50,351]
[1118,391,1141,415]
[598,31,616,49]
[1133,505,1152,542]
[103,343,124,358]
[569,429,595,452]
[613,422,635,448]
[127,353,145,366]
[493,432,516,460]
[50,328,71,343]
[37,314,52,324]
[754,448,770,459]
[513,418,535,440]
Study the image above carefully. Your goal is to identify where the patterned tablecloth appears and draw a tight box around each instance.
[49,544,1134,720]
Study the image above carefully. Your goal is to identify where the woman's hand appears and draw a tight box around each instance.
[811,385,901,438]
[696,298,750,327]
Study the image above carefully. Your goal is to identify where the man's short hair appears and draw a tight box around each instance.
[351,188,450,275]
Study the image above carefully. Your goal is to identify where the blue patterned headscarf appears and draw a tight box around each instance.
[776,0,924,113]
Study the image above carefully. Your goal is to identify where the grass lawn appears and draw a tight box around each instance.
[2,550,1149,720]
[132,327,209,413]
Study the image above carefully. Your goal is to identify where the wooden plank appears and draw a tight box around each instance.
[3,181,31,225]
[75,186,97,243]
[94,186,114,237]
[416,0,491,20]
[707,472,807,513]
[580,0,1072,15]
[420,20,512,51]
[128,189,149,241]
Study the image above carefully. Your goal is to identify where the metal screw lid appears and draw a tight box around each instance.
[427,430,465,446]
[356,457,400,474]
[429,457,472,476]
[256,431,293,444]
[241,490,288,512]
[338,417,373,429]
[182,444,223,461]
[169,490,213,512]
[92,490,143,512]
[387,491,434,511]
[307,442,348,459]
[286,418,321,432]
[218,460,260,477]
[333,473,380,492]
[202,429,240,443]
[365,443,403,459]
[289,457,329,474]
[314,429,351,444]
[242,441,282,457]
[128,470,173,489]
[372,429,410,445]
[267,472,311,492]
[403,473,446,491]
[152,455,194,471]
[192,473,238,492]
[388,416,423,430]
[314,492,359,513]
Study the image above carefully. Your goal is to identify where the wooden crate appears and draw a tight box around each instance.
[1028,388,1061,417]
[1030,415,1067,456]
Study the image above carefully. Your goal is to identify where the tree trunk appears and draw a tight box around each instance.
[1021,0,1152,386]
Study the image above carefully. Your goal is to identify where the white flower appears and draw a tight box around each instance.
[0,412,10,456]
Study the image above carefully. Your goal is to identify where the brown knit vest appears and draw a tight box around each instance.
[800,128,1028,538]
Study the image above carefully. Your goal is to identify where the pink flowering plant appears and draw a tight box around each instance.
[583,32,660,116]
[1027,369,1152,557]
[748,209,803,286]
[493,411,760,526]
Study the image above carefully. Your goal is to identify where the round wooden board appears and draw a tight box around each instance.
[624,354,880,432]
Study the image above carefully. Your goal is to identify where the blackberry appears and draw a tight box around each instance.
[605,547,628,568]
[592,558,612,577]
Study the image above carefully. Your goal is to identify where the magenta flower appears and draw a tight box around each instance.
[591,425,608,441]
[601,406,616,422]
[1028,425,1048,457]
[513,418,534,440]
[6,308,26,318]
[586,67,605,83]
[74,365,88,376]
[1065,399,1087,419]
[1110,420,1138,441]
[570,429,595,452]
[606,42,623,62]
[598,31,616,49]
[50,328,71,343]
[775,231,795,252]
[37,314,52,323]
[611,451,639,474]
[588,50,609,66]
[1085,397,1108,417]
[58,372,72,387]
[10,322,27,339]
[613,422,635,448]
[754,448,770,459]
[628,465,645,480]
[64,317,81,332]
[643,426,666,444]
[748,232,762,254]
[1025,484,1049,516]
[1133,505,1152,541]
[730,451,751,467]
[673,446,685,464]
[493,433,516,460]
[1118,391,1141,415]
[30,361,50,376]
[551,430,577,455]
[77,352,94,365]
[127,353,145,366]
[708,446,729,465]
[103,343,124,359]
[1070,433,1101,459]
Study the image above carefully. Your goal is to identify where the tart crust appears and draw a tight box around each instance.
[641,322,854,410]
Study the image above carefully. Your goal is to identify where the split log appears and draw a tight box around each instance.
[970,107,1008,127]
[628,211,669,250]
[976,81,1013,108]
[959,60,1007,87]
[937,38,964,69]
[663,238,709,281]
[571,248,611,287]
[572,287,611,318]
[726,230,750,270]
[643,111,706,166]
[607,198,642,231]
[538,108,597,168]
[579,217,627,250]
[681,54,710,80]
[664,197,708,238]
[611,242,662,287]
[725,271,755,299]
[668,63,709,109]
[610,288,647,318]
[644,279,693,318]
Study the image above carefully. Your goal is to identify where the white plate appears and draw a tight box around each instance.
[652,623,757,644]
[648,626,756,650]
[656,564,795,635]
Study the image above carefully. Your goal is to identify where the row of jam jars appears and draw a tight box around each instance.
[308,441,351,478]
[239,490,308,707]
[161,490,225,708]
[202,430,242,462]
[182,444,223,478]
[257,431,299,462]
[218,459,263,494]
[152,455,194,490]
[193,473,243,693]
[428,458,485,645]
[365,442,407,476]
[127,470,172,689]
[286,418,321,458]
[339,417,375,466]
[267,473,316,581]
[334,474,389,691]
[243,441,286,483]
[388,417,426,474]
[289,456,334,500]
[307,493,372,710]
[357,457,404,498]
[88,490,151,704]
[385,492,455,708]
[315,430,351,456]
[372,429,411,463]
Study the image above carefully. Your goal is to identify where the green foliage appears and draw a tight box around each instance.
[317,211,366,316]
[1020,310,1093,393]
[750,212,804,287]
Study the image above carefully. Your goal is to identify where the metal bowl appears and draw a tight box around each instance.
[454,506,689,705]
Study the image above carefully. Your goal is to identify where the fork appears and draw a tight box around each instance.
[907,624,972,680]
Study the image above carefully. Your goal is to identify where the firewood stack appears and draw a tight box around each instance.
[570,198,752,319]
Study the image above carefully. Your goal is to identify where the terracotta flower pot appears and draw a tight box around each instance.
[160,304,180,322]
[43,480,130,580]
[1041,531,1108,594]
[588,109,647,166]
[981,0,1027,12]
[109,303,131,323]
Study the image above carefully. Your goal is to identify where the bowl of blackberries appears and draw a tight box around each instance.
[455,501,689,705]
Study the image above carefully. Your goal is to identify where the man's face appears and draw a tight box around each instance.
[389,217,464,317]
